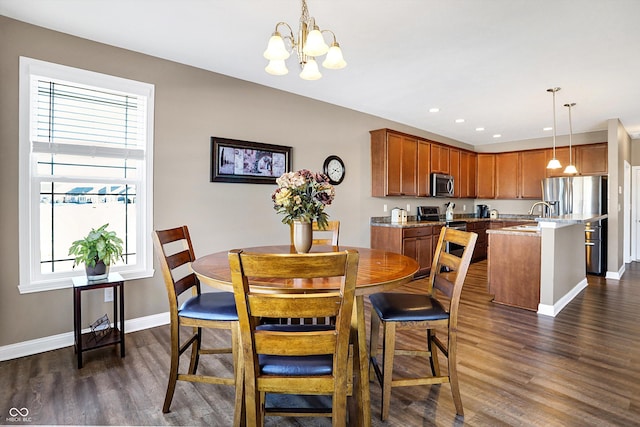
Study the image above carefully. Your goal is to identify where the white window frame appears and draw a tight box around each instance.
[18,57,155,293]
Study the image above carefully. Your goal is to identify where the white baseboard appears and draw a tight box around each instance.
[605,264,625,281]
[538,278,588,317]
[0,312,170,362]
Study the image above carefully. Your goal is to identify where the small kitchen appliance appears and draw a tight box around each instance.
[476,204,489,218]
[489,209,499,219]
[390,207,407,224]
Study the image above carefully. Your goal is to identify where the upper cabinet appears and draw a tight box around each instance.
[576,143,608,175]
[519,149,547,199]
[547,143,608,177]
[476,154,496,199]
[495,150,546,199]
[371,128,606,199]
[431,144,450,174]
[371,129,419,197]
[451,150,477,198]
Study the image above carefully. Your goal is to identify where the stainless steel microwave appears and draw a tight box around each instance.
[431,173,454,197]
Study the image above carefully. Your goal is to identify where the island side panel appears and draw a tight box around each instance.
[488,232,541,311]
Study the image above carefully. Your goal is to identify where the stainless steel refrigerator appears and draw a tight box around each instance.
[541,176,607,275]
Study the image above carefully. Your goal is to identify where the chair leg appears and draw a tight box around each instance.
[187,327,201,375]
[381,321,396,421]
[332,389,347,427]
[448,329,464,417]
[163,324,181,413]
[231,324,244,427]
[369,310,381,380]
[427,329,440,376]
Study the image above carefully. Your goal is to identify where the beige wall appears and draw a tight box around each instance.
[0,16,630,350]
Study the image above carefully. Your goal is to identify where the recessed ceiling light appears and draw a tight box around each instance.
[475,127,485,132]
[543,127,553,131]
[429,107,440,113]
[455,118,465,123]
[493,134,502,138]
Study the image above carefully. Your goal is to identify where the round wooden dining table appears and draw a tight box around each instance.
[191,244,419,427]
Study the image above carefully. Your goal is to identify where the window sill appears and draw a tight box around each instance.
[18,269,154,294]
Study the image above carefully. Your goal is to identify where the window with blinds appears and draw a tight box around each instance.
[19,57,155,293]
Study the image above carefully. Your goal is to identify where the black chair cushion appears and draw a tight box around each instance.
[369,292,449,322]
[179,292,238,321]
[257,323,335,376]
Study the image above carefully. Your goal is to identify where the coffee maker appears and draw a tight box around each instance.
[476,204,489,218]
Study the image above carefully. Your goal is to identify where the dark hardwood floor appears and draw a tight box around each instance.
[2,261,639,426]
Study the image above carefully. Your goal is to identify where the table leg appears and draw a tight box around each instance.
[119,282,125,357]
[351,295,371,427]
[74,288,83,369]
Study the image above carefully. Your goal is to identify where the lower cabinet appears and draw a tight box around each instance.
[487,231,541,311]
[371,225,442,277]
[467,221,489,261]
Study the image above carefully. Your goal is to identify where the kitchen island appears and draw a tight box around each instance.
[487,214,608,316]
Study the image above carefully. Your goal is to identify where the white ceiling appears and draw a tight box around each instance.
[2,0,639,146]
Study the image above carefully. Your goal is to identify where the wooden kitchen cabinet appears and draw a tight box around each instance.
[450,149,476,198]
[495,152,519,199]
[519,149,547,199]
[467,221,488,261]
[546,146,576,177]
[460,151,477,198]
[417,140,431,196]
[371,225,439,277]
[495,150,545,199]
[431,144,450,174]
[371,129,418,197]
[450,148,461,196]
[488,231,541,311]
[576,143,608,175]
[476,154,496,199]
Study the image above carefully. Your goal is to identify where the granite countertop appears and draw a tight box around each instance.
[536,213,608,224]
[370,215,538,228]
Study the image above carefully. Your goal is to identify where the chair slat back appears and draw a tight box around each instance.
[428,227,478,305]
[153,226,201,306]
[228,248,358,382]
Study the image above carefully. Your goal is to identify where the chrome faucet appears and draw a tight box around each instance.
[528,201,553,217]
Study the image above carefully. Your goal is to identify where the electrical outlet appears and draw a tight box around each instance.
[463,205,466,211]
[104,288,114,302]
[406,204,411,212]
[383,204,387,212]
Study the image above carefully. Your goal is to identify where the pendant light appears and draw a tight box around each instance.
[563,103,578,174]
[546,87,562,169]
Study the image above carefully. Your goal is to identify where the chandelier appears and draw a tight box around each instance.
[563,102,578,174]
[546,87,562,169]
[263,0,347,80]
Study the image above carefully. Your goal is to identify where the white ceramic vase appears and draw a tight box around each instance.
[292,220,313,254]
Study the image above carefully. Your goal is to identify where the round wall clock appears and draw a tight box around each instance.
[323,155,345,185]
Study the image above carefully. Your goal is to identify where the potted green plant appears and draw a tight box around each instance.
[68,223,124,280]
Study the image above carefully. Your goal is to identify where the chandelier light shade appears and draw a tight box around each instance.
[563,102,578,174]
[263,0,347,80]
[546,87,562,169]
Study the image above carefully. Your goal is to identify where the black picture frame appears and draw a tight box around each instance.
[210,137,292,184]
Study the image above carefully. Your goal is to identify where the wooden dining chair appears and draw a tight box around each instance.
[228,248,359,427]
[368,227,477,419]
[289,220,340,246]
[153,226,242,424]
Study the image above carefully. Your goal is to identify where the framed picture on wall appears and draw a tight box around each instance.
[210,137,292,184]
